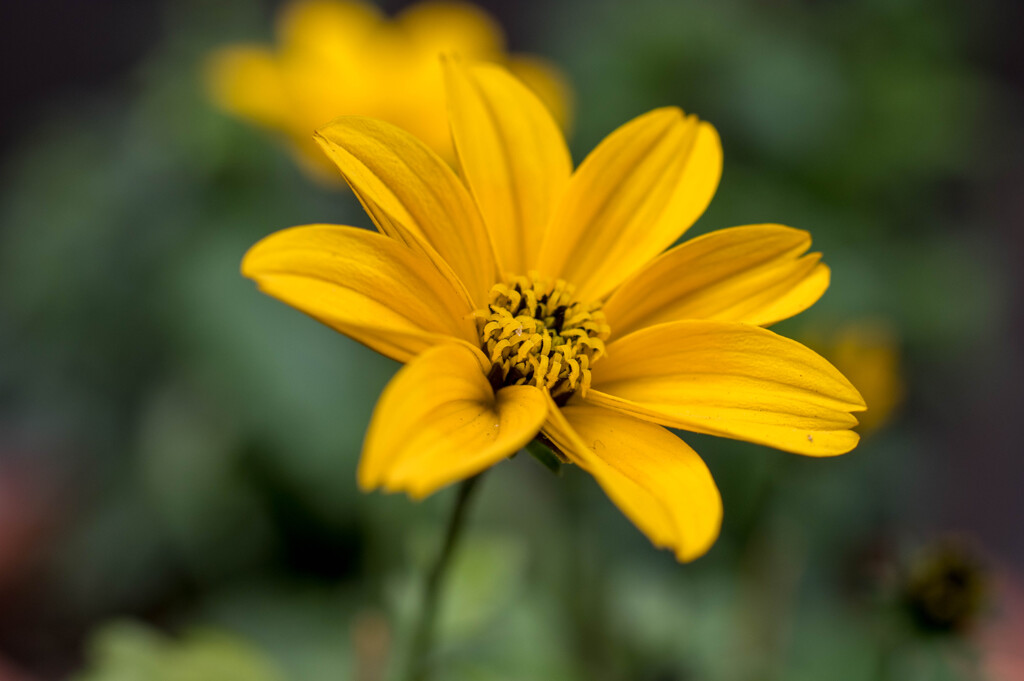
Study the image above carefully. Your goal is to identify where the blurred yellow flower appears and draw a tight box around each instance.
[806,323,903,433]
[205,0,571,182]
[242,60,865,561]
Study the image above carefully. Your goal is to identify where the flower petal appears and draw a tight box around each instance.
[603,225,830,339]
[242,224,478,363]
[278,0,382,55]
[588,321,866,456]
[543,401,722,562]
[506,55,574,133]
[360,344,548,499]
[314,116,500,305]
[537,108,722,301]
[396,1,505,57]
[204,46,287,128]
[275,1,382,130]
[443,59,573,276]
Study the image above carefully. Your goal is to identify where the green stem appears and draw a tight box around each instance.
[406,474,483,681]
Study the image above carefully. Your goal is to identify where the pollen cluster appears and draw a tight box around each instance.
[475,273,610,400]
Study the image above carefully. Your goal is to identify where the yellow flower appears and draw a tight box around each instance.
[205,0,571,182]
[242,59,866,561]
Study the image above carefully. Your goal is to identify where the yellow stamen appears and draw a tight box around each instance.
[475,273,610,400]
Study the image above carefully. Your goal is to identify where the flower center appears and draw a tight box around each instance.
[474,273,610,401]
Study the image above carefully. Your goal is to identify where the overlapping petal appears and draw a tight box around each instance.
[360,344,549,499]
[443,58,572,275]
[242,224,477,363]
[588,321,866,456]
[543,400,722,562]
[537,107,722,301]
[603,225,830,339]
[314,116,499,305]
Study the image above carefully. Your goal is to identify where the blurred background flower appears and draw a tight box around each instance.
[800,322,905,434]
[0,0,1021,679]
[204,0,571,181]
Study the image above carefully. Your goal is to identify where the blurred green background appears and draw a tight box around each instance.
[1,0,1022,679]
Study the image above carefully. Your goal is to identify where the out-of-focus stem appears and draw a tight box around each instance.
[405,473,483,681]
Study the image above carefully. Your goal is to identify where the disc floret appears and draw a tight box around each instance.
[475,273,610,400]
